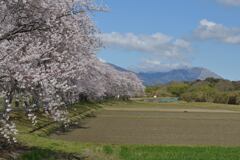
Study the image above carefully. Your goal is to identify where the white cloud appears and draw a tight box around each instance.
[99,32,191,72]
[217,0,240,6]
[195,19,240,44]
[130,59,191,73]
[99,32,190,59]
[200,19,216,28]
[98,57,106,63]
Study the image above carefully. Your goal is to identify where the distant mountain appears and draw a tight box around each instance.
[137,67,222,86]
[107,63,222,86]
[107,63,130,72]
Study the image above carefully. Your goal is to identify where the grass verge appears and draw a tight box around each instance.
[118,145,240,160]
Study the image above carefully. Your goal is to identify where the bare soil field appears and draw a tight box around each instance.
[51,103,240,146]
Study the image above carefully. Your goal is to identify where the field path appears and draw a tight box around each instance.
[104,107,240,113]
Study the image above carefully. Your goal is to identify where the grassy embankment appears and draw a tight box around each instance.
[2,100,240,160]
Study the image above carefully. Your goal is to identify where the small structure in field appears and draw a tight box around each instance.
[144,97,179,103]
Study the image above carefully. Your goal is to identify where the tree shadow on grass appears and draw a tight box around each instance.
[19,147,85,160]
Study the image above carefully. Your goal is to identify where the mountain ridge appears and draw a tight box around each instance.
[138,67,222,86]
[108,63,222,86]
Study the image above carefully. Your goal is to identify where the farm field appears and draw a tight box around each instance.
[51,100,240,146]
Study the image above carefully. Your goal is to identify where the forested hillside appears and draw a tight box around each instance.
[146,78,240,105]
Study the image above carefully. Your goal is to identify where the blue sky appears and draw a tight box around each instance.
[94,0,240,80]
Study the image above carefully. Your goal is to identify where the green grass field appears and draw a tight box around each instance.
[19,140,240,160]
[3,100,240,160]
[118,145,240,160]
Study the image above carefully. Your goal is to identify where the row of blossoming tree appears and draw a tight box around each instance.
[0,0,144,146]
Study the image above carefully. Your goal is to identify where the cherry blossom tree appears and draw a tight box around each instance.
[75,58,145,101]
[0,0,144,145]
[0,0,104,144]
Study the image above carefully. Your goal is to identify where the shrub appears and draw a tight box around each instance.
[167,83,190,97]
[213,92,229,104]
[227,92,240,105]
[180,91,206,102]
[180,92,194,102]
